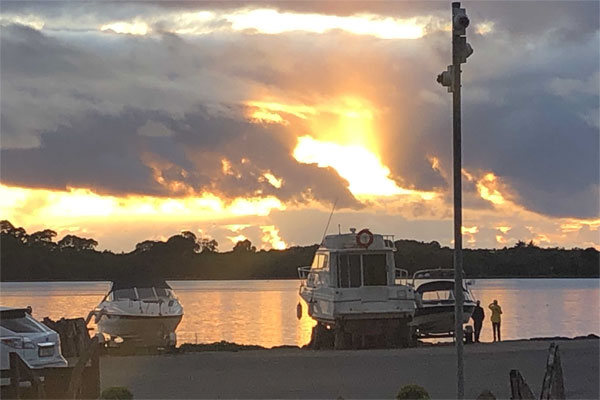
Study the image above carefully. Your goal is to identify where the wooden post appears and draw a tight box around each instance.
[67,336,100,399]
[8,352,46,399]
[509,369,535,399]
[540,343,565,399]
[9,352,22,399]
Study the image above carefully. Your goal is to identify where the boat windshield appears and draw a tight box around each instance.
[113,288,136,300]
[155,287,174,298]
[418,281,472,302]
[137,287,156,300]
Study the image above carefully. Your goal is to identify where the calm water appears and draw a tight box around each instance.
[1,279,598,347]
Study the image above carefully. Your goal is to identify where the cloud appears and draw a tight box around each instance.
[1,1,599,221]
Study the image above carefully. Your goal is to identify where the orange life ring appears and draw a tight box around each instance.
[356,228,374,248]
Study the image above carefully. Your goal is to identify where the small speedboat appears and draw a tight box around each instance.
[409,268,476,337]
[89,279,183,347]
[298,228,417,349]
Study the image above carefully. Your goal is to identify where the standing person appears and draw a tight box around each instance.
[488,300,503,342]
[471,300,484,342]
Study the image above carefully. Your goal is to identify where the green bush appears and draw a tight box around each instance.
[396,384,430,399]
[101,386,133,400]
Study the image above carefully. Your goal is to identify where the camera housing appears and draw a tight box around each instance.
[452,7,470,35]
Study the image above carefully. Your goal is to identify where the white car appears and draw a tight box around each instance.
[0,306,67,376]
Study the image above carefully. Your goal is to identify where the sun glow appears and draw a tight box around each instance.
[477,173,506,205]
[227,9,426,39]
[0,184,284,223]
[293,136,434,200]
[560,218,600,233]
[260,225,287,250]
[100,21,148,35]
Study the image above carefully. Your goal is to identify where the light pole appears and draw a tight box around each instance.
[437,2,473,399]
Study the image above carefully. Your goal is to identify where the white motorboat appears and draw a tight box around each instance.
[298,228,417,349]
[89,279,183,347]
[409,268,476,337]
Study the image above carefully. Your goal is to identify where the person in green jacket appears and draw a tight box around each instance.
[489,300,503,342]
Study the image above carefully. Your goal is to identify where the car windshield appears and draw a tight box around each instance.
[0,313,46,333]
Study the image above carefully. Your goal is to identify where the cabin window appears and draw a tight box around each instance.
[312,253,329,270]
[155,288,172,298]
[137,287,156,300]
[113,288,136,300]
[421,290,454,302]
[338,254,361,288]
[362,254,387,286]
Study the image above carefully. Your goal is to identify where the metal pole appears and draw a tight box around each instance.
[452,2,465,399]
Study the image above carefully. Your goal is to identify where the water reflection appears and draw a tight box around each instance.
[470,279,600,343]
[0,279,597,347]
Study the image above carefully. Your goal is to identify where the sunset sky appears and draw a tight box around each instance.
[1,1,598,252]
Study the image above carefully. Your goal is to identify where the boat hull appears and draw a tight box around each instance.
[97,314,183,346]
[300,285,416,325]
[410,304,475,335]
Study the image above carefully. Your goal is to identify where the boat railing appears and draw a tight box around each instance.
[297,266,330,288]
[297,266,311,280]
[394,268,410,286]
[382,235,396,250]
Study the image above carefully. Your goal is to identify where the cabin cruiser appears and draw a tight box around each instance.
[88,279,183,347]
[409,269,477,337]
[298,228,417,349]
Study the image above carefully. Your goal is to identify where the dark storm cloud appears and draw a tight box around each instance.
[1,1,598,219]
[0,103,360,207]
[0,24,361,206]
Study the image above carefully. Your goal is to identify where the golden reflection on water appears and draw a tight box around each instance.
[470,279,600,343]
[0,280,597,347]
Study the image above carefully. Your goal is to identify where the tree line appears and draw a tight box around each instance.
[1,220,598,281]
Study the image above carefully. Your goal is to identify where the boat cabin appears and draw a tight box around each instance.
[300,230,399,289]
[107,280,176,303]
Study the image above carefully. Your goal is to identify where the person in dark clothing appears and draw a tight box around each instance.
[471,300,485,343]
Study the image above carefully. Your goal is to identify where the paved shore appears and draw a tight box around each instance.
[101,338,599,399]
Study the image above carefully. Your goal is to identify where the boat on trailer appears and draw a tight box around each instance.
[89,279,183,348]
[298,228,417,349]
[408,268,476,338]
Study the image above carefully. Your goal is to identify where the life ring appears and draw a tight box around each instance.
[356,228,374,248]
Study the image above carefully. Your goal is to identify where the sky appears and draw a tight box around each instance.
[1,1,598,252]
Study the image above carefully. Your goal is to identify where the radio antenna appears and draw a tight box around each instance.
[320,198,338,245]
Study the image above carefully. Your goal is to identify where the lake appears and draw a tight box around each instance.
[1,279,598,347]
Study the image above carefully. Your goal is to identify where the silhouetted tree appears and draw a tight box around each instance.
[233,239,256,253]
[1,220,27,243]
[28,229,57,249]
[514,240,527,248]
[57,235,98,251]
[199,238,219,253]
[135,240,161,253]
[166,233,199,254]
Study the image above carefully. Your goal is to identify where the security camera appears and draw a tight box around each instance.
[454,14,470,29]
[436,65,454,92]
[452,7,470,35]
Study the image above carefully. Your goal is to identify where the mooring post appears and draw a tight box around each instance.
[540,343,566,399]
[510,369,536,399]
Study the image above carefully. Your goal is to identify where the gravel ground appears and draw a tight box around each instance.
[101,338,599,399]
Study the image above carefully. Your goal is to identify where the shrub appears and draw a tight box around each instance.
[396,384,430,399]
[101,386,133,400]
